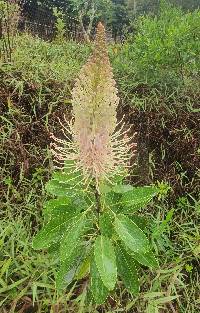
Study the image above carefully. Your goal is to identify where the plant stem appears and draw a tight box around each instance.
[94,188,101,226]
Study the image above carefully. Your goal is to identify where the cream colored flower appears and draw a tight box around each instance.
[51,23,136,188]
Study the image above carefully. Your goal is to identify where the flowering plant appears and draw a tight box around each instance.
[33,23,158,304]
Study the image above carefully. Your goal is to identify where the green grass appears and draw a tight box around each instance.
[1,194,199,312]
[0,18,200,312]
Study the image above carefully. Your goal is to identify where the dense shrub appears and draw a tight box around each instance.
[112,2,200,93]
[1,34,90,86]
[110,3,200,202]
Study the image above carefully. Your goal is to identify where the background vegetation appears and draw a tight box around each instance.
[22,0,200,40]
[0,1,200,312]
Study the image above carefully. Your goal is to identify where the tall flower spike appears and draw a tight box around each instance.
[51,22,136,188]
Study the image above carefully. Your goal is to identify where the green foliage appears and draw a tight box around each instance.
[53,7,66,43]
[99,211,114,237]
[90,254,109,304]
[68,0,113,41]
[114,214,150,253]
[131,250,159,268]
[32,211,76,249]
[113,2,200,93]
[56,245,83,290]
[101,184,158,214]
[59,213,88,263]
[2,33,90,86]
[116,244,139,295]
[119,186,158,211]
[56,213,89,289]
[94,235,117,291]
[32,165,159,304]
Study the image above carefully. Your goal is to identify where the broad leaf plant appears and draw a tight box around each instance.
[33,23,159,305]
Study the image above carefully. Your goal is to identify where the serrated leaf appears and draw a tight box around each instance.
[99,211,114,238]
[116,244,139,295]
[98,182,132,194]
[45,179,82,197]
[44,197,71,210]
[48,242,60,258]
[45,179,69,196]
[132,250,159,268]
[32,211,76,250]
[94,235,117,291]
[119,186,158,212]
[103,191,122,212]
[53,170,83,187]
[90,255,109,304]
[129,215,148,231]
[56,244,83,290]
[72,196,89,212]
[43,197,74,216]
[57,263,77,290]
[114,214,150,253]
[60,213,88,262]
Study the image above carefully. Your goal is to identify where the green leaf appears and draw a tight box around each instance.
[99,183,112,194]
[76,254,91,280]
[43,197,75,216]
[60,213,88,262]
[99,182,132,194]
[116,244,139,295]
[129,215,148,231]
[44,197,71,210]
[112,184,133,194]
[56,244,83,290]
[103,191,122,212]
[114,214,150,253]
[72,196,89,212]
[48,242,60,258]
[53,169,83,187]
[45,179,83,197]
[119,186,158,213]
[32,211,76,250]
[132,250,159,268]
[45,179,70,196]
[99,211,114,238]
[90,255,109,305]
[94,235,117,291]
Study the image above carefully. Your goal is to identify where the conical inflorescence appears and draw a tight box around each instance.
[51,22,136,188]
